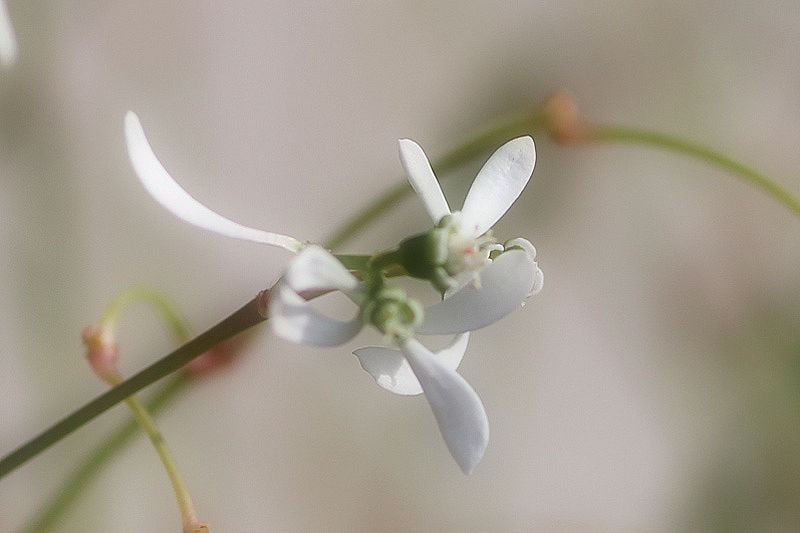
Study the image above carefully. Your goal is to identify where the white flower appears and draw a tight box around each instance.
[399,136,538,283]
[124,111,303,253]
[270,245,538,473]
[0,0,18,67]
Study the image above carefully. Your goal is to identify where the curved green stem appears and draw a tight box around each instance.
[100,286,191,341]
[324,110,545,250]
[589,126,800,218]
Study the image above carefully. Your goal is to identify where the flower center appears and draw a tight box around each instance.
[440,212,502,277]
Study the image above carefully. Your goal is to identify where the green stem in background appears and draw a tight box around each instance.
[324,110,546,250]
[25,288,201,532]
[100,287,191,341]
[23,376,189,532]
[589,126,800,219]
[107,373,205,533]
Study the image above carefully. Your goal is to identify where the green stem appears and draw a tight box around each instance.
[110,374,202,532]
[324,110,546,250]
[100,286,191,341]
[23,375,189,532]
[589,126,800,218]
[0,292,268,479]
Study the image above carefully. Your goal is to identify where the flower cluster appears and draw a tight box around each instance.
[126,112,543,473]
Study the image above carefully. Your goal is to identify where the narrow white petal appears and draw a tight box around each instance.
[285,246,359,293]
[460,137,536,236]
[0,0,18,67]
[270,283,362,346]
[398,139,451,224]
[353,334,469,396]
[417,249,535,335]
[124,111,302,252]
[401,338,489,474]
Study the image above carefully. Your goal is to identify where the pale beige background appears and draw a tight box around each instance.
[2,1,800,531]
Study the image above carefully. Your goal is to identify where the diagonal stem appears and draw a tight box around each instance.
[0,291,269,479]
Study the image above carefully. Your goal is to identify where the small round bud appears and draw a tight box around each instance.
[82,325,120,384]
[363,286,423,341]
[544,90,588,145]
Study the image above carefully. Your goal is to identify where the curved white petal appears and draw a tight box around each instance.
[353,334,469,396]
[284,245,359,293]
[460,136,536,237]
[398,139,451,224]
[504,237,537,259]
[401,338,489,474]
[417,249,535,335]
[124,111,302,252]
[270,283,362,346]
[504,237,543,297]
[0,0,18,67]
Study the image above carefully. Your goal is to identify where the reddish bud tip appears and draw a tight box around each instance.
[544,90,589,145]
[82,325,120,384]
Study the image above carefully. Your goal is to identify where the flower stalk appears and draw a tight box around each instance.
[83,289,209,532]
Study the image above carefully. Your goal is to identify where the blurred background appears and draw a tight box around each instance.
[1,1,800,531]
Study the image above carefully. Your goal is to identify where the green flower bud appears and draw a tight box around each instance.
[362,285,424,341]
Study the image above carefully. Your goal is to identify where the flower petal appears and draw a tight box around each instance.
[0,0,18,67]
[400,338,489,474]
[284,245,360,294]
[398,139,451,224]
[353,334,469,396]
[417,249,535,335]
[270,283,362,346]
[460,136,536,237]
[504,237,544,296]
[124,111,302,252]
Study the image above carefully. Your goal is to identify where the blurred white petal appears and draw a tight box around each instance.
[460,136,535,237]
[400,338,489,474]
[353,333,469,396]
[124,111,302,252]
[0,0,17,67]
[270,284,362,346]
[399,139,451,223]
[417,249,535,335]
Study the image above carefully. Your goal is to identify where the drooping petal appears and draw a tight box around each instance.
[0,0,18,67]
[400,338,489,474]
[270,246,364,346]
[124,111,302,253]
[398,139,451,224]
[284,245,360,294]
[270,283,362,346]
[353,334,469,396]
[460,136,536,237]
[417,249,535,335]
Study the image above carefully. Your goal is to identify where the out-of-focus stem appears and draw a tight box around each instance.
[589,126,800,218]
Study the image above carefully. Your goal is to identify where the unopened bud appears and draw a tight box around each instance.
[82,325,120,384]
[544,90,588,145]
[363,286,423,341]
